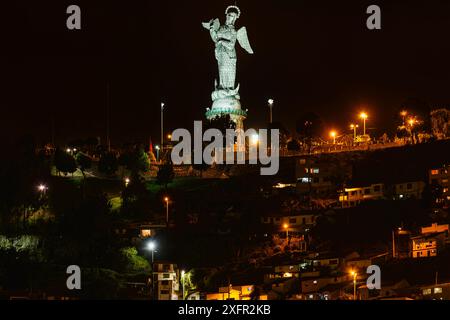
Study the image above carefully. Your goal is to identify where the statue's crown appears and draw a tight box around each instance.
[225,5,241,19]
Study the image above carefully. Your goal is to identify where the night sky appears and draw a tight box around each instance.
[2,0,450,146]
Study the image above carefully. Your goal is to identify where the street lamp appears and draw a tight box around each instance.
[283,223,289,239]
[161,102,165,151]
[147,241,156,263]
[155,145,160,162]
[124,177,130,187]
[351,270,357,300]
[164,197,170,226]
[181,270,186,300]
[350,124,359,142]
[359,112,368,136]
[37,184,48,193]
[329,131,337,144]
[268,99,274,124]
[400,110,408,126]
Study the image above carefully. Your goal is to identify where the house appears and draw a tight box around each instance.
[421,282,450,300]
[301,273,350,294]
[410,232,447,258]
[152,262,180,300]
[429,164,450,205]
[339,183,384,207]
[345,251,389,270]
[206,285,267,300]
[421,223,449,237]
[392,181,426,200]
[359,279,411,300]
[296,157,352,196]
[264,264,309,282]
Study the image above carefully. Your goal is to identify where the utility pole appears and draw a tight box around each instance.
[106,83,111,152]
[392,230,396,258]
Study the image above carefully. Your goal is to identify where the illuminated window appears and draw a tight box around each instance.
[443,188,449,193]
[423,289,431,295]
[442,179,449,184]
[434,287,443,294]
[431,170,439,175]
[313,168,320,174]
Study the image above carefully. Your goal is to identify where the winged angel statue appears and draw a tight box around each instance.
[202,5,253,99]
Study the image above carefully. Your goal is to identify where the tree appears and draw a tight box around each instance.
[156,163,174,189]
[98,152,118,175]
[296,112,323,152]
[287,139,301,151]
[76,152,92,179]
[121,172,154,220]
[129,147,150,174]
[54,148,77,176]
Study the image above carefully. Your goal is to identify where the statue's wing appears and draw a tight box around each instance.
[237,27,254,54]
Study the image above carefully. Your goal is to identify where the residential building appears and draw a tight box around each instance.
[296,157,352,196]
[429,164,450,205]
[359,279,411,300]
[392,181,426,200]
[339,183,384,207]
[152,262,180,300]
[410,232,447,258]
[421,282,450,300]
[206,285,267,300]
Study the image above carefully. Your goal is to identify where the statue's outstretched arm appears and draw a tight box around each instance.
[202,19,220,43]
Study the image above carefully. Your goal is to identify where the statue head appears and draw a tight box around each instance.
[225,5,241,26]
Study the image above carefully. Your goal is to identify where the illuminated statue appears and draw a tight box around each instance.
[203,5,253,128]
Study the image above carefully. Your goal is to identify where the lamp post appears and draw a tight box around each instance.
[330,131,337,145]
[147,241,156,263]
[161,102,165,151]
[181,270,186,300]
[350,124,358,142]
[359,112,368,136]
[147,241,157,300]
[268,99,274,124]
[400,110,408,126]
[155,145,160,163]
[164,197,170,227]
[351,271,357,300]
[283,223,289,239]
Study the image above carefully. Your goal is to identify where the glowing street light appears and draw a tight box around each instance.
[147,241,156,263]
[329,131,337,144]
[181,270,186,300]
[400,110,408,126]
[161,102,165,151]
[359,112,368,136]
[164,197,170,226]
[124,177,130,187]
[37,184,48,194]
[283,223,289,239]
[155,145,160,162]
[268,99,274,124]
[167,134,172,140]
[351,270,358,300]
